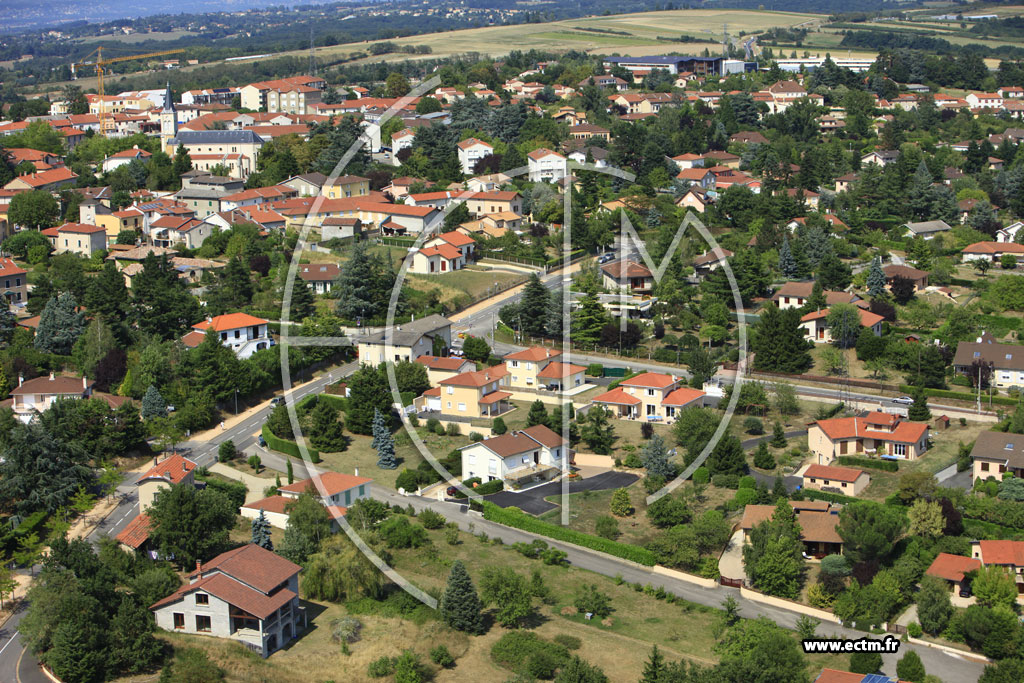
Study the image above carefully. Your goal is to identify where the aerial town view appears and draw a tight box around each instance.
[6,0,1024,681]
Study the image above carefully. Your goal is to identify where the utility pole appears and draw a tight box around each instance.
[976,363,982,415]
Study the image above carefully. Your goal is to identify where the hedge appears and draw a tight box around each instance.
[963,495,1024,530]
[836,456,899,472]
[796,488,858,505]
[453,478,503,498]
[480,501,657,566]
[261,424,320,462]
[898,385,1018,407]
[318,394,348,412]
[608,371,641,390]
[962,518,1024,541]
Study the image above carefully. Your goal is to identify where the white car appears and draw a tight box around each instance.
[890,396,915,405]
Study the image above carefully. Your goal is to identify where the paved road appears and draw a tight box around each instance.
[372,488,986,683]
[484,471,640,515]
[0,361,359,683]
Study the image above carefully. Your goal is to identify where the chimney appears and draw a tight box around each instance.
[49,372,54,381]
[354,467,359,476]
[82,376,87,389]
[196,560,202,574]
[182,460,187,471]
[17,374,23,386]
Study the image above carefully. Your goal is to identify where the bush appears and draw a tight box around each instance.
[261,424,320,463]
[430,644,454,668]
[247,454,261,471]
[446,422,460,436]
[738,475,755,489]
[552,634,581,650]
[849,651,882,675]
[379,516,428,549]
[692,467,709,485]
[753,446,776,470]
[574,584,612,618]
[490,631,570,675]
[492,417,507,435]
[712,473,739,489]
[367,656,395,678]
[418,508,445,529]
[743,417,764,434]
[426,417,441,433]
[586,363,603,376]
[331,616,363,644]
[452,478,503,498]
[217,440,236,462]
[594,515,619,540]
[469,431,484,442]
[482,502,657,565]
[395,469,422,492]
[907,621,922,638]
[836,456,898,472]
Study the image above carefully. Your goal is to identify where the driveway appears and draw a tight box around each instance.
[718,529,746,582]
[484,471,640,515]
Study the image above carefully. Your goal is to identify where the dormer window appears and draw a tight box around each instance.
[1006,443,1015,450]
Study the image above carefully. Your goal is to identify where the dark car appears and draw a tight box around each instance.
[446,486,457,497]
[258,435,267,447]
[959,581,972,598]
[271,396,285,407]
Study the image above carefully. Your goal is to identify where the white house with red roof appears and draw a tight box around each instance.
[527,148,567,183]
[970,540,1024,594]
[101,146,152,173]
[601,260,654,294]
[297,262,340,295]
[44,222,107,257]
[391,128,415,155]
[799,307,883,344]
[808,411,929,464]
[457,138,494,175]
[241,471,373,530]
[0,257,27,305]
[415,355,476,385]
[182,313,272,359]
[410,231,476,275]
[590,372,705,422]
[150,544,305,656]
[137,452,199,510]
[460,423,566,486]
[925,552,981,591]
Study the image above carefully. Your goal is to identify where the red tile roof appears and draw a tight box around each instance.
[601,260,652,279]
[591,387,642,405]
[478,390,513,404]
[0,257,26,278]
[964,241,1024,255]
[9,167,76,187]
[662,387,706,406]
[504,347,562,362]
[189,543,302,594]
[420,242,463,260]
[977,540,1024,566]
[437,230,475,247]
[57,222,105,235]
[527,147,564,160]
[925,553,981,582]
[620,372,677,389]
[192,313,268,332]
[439,365,508,388]
[415,355,472,371]
[277,471,372,498]
[10,374,90,396]
[297,263,340,281]
[139,453,197,485]
[475,424,563,457]
[116,513,152,549]
[457,137,493,150]
[803,464,865,483]
[241,495,292,514]
[813,412,928,444]
[536,362,586,379]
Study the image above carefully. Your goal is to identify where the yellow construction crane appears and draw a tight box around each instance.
[70,47,185,136]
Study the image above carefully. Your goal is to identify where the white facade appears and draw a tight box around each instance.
[528,150,568,183]
[457,139,494,175]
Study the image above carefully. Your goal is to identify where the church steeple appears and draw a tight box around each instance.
[159,82,178,154]
[162,82,175,112]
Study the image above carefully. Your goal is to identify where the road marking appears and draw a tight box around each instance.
[14,641,25,683]
[0,630,19,659]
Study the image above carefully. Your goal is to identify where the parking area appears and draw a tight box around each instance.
[483,470,640,515]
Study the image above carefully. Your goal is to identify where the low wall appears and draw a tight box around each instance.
[652,564,719,589]
[573,453,616,468]
[739,586,840,623]
[907,636,990,663]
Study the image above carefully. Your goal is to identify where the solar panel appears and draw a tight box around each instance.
[861,675,893,683]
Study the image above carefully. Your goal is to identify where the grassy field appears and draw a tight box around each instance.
[406,269,527,309]
[156,521,850,682]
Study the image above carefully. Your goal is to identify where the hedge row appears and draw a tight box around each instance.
[318,394,348,412]
[796,488,858,505]
[836,456,899,472]
[607,371,641,390]
[452,478,504,498]
[963,495,1024,530]
[261,424,320,462]
[480,501,657,566]
[962,517,1024,542]
[898,385,1018,407]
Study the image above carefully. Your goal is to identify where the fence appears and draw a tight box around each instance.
[720,576,743,588]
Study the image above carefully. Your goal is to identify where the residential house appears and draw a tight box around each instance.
[527,148,567,183]
[0,257,27,305]
[391,128,415,155]
[925,553,981,593]
[411,241,464,274]
[464,191,523,218]
[700,150,741,169]
[813,669,904,683]
[970,540,1024,593]
[415,355,476,386]
[904,219,952,240]
[151,544,305,657]
[953,340,1024,389]
[181,313,272,359]
[460,424,565,487]
[102,146,152,173]
[670,153,704,169]
[566,145,609,169]
[962,241,1024,263]
[504,347,585,391]
[241,471,373,529]
[297,263,340,295]
[969,430,1024,481]
[175,172,245,217]
[239,75,325,113]
[219,185,297,211]
[590,372,705,421]
[861,150,900,167]
[9,373,92,423]
[730,131,769,145]
[799,307,884,344]
[676,167,715,189]
[281,172,329,197]
[883,264,929,290]
[425,365,511,419]
[136,453,198,511]
[771,281,862,310]
[357,314,452,364]
[568,124,611,142]
[456,138,494,175]
[834,173,858,193]
[321,175,370,200]
[601,260,653,294]
[320,217,362,241]
[966,92,1004,109]
[44,222,107,257]
[739,501,842,557]
[578,75,628,91]
[693,248,732,275]
[808,411,930,464]
[94,207,144,243]
[4,167,77,193]
[801,463,870,496]
[997,221,1024,243]
[675,186,713,213]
